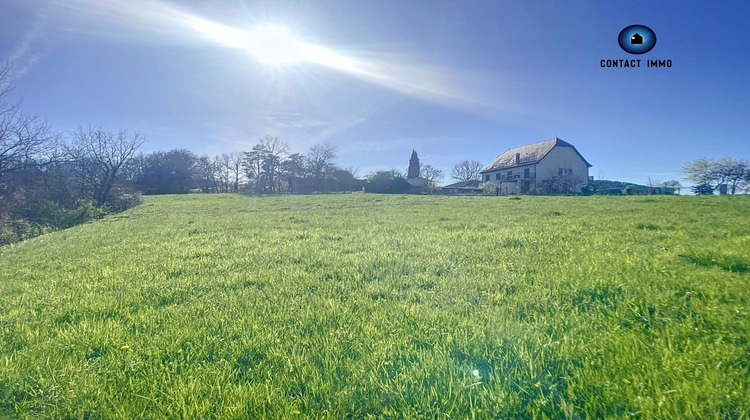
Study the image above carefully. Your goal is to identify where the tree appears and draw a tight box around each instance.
[682,157,721,194]
[261,137,288,192]
[216,153,232,193]
[307,143,337,191]
[420,164,443,185]
[714,158,748,194]
[407,150,420,178]
[0,64,62,180]
[327,168,360,192]
[196,155,219,192]
[69,125,144,205]
[661,180,682,195]
[243,144,265,193]
[692,184,714,195]
[282,152,307,193]
[682,157,749,194]
[364,170,410,193]
[135,149,196,194]
[682,158,716,192]
[242,136,289,193]
[228,151,244,192]
[451,160,483,182]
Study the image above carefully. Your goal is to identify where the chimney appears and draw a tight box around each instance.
[515,153,520,164]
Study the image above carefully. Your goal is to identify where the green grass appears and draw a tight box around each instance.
[1,193,749,418]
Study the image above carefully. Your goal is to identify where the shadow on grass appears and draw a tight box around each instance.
[680,252,749,274]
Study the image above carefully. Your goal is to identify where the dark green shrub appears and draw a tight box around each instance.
[0,216,43,246]
[364,170,411,194]
[105,187,143,213]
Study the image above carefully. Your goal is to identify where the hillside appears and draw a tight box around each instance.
[1,194,749,418]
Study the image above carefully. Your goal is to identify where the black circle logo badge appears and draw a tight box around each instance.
[618,25,656,54]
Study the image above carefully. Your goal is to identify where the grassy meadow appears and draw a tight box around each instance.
[1,193,749,418]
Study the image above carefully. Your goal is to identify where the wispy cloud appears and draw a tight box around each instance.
[340,135,457,154]
[5,3,54,78]
[199,109,371,155]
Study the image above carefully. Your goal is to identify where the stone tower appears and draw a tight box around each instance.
[407,149,420,179]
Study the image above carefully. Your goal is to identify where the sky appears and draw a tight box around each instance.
[1,0,749,187]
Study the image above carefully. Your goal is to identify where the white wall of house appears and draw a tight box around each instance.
[535,146,589,190]
[482,164,537,194]
[407,177,429,188]
[481,146,589,194]
[483,165,535,182]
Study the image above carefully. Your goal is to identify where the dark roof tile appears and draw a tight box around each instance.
[482,137,591,172]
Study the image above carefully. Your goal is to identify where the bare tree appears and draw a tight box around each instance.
[69,125,144,205]
[714,158,748,194]
[451,160,483,182]
[260,136,289,193]
[228,151,244,192]
[217,153,232,193]
[420,163,443,185]
[307,143,337,191]
[647,177,661,194]
[0,64,62,179]
[196,155,218,192]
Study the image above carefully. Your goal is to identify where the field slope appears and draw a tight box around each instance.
[1,193,749,418]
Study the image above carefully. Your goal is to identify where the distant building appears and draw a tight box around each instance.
[481,137,591,194]
[442,179,483,195]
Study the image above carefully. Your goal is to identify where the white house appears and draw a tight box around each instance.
[481,137,592,194]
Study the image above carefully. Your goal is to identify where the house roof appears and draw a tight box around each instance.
[481,137,592,173]
[443,179,482,188]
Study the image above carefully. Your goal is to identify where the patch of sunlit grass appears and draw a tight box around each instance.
[0,193,748,418]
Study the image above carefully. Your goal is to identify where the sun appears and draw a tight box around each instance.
[241,24,311,66]
[193,21,352,69]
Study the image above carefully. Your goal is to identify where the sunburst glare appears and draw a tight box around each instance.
[53,0,499,111]
[193,22,352,69]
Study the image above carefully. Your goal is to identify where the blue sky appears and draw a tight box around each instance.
[2,0,749,186]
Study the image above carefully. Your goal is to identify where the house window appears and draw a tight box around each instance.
[558,168,573,176]
[507,170,512,175]
[524,168,530,178]
[495,173,501,180]
[485,174,490,181]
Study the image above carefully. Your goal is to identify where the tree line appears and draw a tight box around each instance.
[0,62,361,245]
[682,157,749,195]
[125,137,359,195]
[0,63,144,244]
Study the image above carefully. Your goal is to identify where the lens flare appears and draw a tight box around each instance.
[193,22,352,68]
[55,0,507,113]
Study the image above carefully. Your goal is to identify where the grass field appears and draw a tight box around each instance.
[1,193,749,418]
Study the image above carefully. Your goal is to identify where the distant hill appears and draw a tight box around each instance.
[589,180,654,195]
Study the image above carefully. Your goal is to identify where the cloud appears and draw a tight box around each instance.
[340,135,458,154]
[5,3,55,78]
